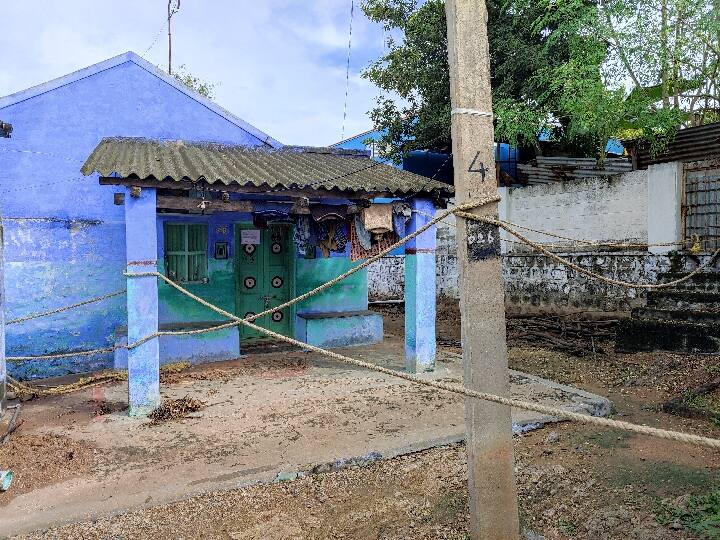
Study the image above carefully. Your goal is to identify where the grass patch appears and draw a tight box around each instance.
[657,490,720,538]
[557,516,578,535]
[592,430,634,449]
[686,390,720,415]
[607,459,718,497]
[565,429,634,450]
[663,380,720,425]
[425,491,467,524]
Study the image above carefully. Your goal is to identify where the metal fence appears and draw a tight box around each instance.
[683,159,720,251]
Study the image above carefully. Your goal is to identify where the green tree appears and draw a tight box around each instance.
[363,0,451,163]
[362,0,720,163]
[361,0,580,161]
[536,0,716,158]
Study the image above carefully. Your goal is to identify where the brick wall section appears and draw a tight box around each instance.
[368,256,405,301]
[503,252,671,316]
[367,216,460,302]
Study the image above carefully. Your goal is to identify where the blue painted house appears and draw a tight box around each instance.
[0,52,276,379]
[0,52,451,402]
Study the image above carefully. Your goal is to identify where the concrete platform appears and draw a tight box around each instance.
[0,336,610,536]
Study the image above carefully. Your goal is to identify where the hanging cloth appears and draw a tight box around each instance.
[317,222,349,258]
[362,204,393,236]
[350,221,399,262]
[293,215,314,256]
[392,203,411,239]
[353,214,372,250]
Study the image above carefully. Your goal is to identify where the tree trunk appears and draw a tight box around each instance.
[660,0,670,107]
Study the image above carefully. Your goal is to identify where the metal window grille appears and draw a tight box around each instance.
[683,160,720,251]
[164,222,208,283]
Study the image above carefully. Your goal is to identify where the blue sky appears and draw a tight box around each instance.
[0,1,387,145]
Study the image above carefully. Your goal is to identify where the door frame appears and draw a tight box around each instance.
[233,221,296,342]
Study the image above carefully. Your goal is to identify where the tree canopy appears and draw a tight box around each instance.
[361,0,720,163]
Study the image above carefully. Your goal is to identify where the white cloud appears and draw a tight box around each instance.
[0,0,387,146]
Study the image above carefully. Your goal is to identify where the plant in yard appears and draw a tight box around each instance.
[557,516,579,535]
[657,490,720,537]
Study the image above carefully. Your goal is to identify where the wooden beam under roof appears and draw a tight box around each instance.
[99,177,388,200]
[156,195,253,213]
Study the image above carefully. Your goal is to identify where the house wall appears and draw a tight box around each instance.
[111,207,373,370]
[503,252,669,316]
[1,58,269,379]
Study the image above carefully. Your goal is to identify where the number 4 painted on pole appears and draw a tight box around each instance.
[467,151,488,181]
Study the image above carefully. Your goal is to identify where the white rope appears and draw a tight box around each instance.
[8,195,720,448]
[451,107,493,118]
[129,269,720,450]
[6,290,126,325]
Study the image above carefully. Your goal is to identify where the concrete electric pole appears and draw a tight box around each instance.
[444,1,521,538]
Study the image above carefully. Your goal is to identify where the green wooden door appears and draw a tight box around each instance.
[235,224,293,342]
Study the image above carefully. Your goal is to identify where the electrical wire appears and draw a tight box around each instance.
[340,0,355,142]
[0,146,79,162]
[141,20,168,58]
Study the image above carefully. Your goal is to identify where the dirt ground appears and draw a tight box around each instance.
[6,300,720,539]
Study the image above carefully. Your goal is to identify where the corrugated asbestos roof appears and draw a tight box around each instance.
[518,156,632,185]
[625,122,720,169]
[81,137,453,196]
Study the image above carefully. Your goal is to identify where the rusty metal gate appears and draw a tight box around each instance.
[682,159,720,251]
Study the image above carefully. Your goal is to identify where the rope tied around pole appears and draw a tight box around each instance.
[453,211,720,290]
[451,107,493,118]
[7,194,718,363]
[8,194,719,359]
[122,267,720,450]
[8,196,720,448]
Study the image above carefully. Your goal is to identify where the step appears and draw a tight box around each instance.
[632,307,720,324]
[657,272,720,293]
[296,310,383,349]
[646,290,720,311]
[615,318,720,354]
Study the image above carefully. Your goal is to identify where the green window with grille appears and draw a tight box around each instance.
[164,223,208,283]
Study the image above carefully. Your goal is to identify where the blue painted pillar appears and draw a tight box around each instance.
[124,186,160,417]
[405,198,437,372]
[0,221,6,414]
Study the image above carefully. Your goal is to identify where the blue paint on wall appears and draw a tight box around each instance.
[113,328,240,370]
[0,52,278,379]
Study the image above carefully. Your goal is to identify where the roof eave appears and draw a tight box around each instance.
[96,174,452,199]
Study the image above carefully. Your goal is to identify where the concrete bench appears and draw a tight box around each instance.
[296,310,384,349]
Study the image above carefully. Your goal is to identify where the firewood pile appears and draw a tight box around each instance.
[507,315,618,356]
